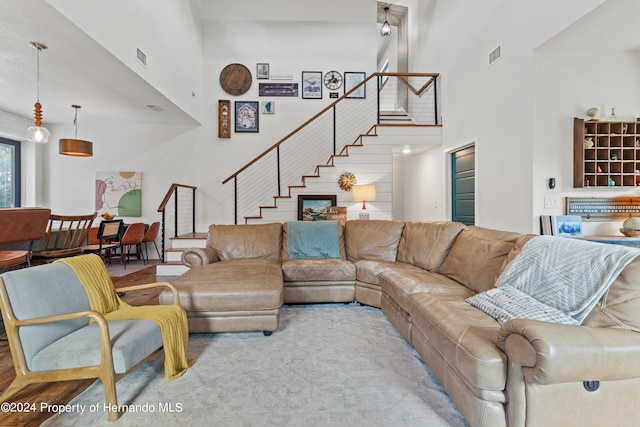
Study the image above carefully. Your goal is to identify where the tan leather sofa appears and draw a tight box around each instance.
[169,219,640,427]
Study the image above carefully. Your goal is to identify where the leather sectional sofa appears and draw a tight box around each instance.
[164,220,640,427]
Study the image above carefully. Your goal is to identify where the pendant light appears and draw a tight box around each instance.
[380,7,392,37]
[59,105,93,157]
[26,42,50,144]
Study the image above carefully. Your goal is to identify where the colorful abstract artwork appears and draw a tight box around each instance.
[95,171,142,217]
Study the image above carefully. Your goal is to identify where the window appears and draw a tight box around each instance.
[0,137,21,207]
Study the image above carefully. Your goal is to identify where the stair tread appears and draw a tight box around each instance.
[172,232,207,239]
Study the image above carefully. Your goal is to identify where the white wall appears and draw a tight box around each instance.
[198,14,377,226]
[407,0,609,233]
[532,49,640,235]
[46,0,204,123]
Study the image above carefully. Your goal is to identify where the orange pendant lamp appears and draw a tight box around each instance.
[59,105,93,157]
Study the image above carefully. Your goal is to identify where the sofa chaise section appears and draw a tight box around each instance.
[161,223,284,334]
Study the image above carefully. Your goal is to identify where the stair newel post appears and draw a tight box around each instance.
[173,187,178,237]
[377,73,381,125]
[333,105,337,155]
[433,75,439,125]
[234,177,238,225]
[192,187,196,234]
[160,210,166,263]
[277,145,281,197]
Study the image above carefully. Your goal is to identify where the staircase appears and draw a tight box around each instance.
[156,73,441,276]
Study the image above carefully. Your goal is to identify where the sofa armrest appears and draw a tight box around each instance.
[118,282,179,304]
[498,318,640,384]
[181,247,219,267]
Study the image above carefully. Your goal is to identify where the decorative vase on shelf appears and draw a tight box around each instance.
[610,108,618,121]
[584,137,594,148]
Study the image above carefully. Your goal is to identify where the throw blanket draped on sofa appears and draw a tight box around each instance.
[57,255,191,379]
[287,221,340,259]
[467,236,640,324]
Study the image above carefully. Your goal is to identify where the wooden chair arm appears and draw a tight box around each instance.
[14,310,107,327]
[117,281,179,304]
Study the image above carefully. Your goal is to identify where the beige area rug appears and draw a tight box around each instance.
[43,304,470,427]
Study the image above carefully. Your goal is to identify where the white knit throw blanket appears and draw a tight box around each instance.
[495,235,640,323]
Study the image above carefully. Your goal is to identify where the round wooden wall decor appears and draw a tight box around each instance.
[220,63,252,96]
[338,172,357,192]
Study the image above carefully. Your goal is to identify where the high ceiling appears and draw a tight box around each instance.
[0,1,195,127]
[1,0,638,132]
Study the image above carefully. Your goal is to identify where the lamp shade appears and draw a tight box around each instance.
[352,184,376,202]
[59,138,93,156]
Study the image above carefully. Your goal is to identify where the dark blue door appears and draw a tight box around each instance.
[451,146,475,225]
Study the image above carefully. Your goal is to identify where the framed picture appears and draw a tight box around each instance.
[234,101,259,133]
[259,82,299,97]
[302,71,322,99]
[261,101,275,114]
[298,195,337,221]
[257,63,269,80]
[344,72,366,99]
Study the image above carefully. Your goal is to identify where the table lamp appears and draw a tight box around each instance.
[352,184,376,220]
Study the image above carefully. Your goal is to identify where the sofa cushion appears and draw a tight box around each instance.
[30,319,162,374]
[172,259,283,311]
[407,292,507,392]
[396,221,466,272]
[583,257,640,332]
[0,263,91,365]
[208,223,282,262]
[439,226,521,293]
[282,221,346,261]
[282,258,356,282]
[380,269,474,310]
[345,220,405,261]
[352,259,415,286]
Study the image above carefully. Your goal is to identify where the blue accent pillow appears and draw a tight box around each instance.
[287,221,340,259]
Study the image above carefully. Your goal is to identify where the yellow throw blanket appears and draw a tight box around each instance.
[56,255,190,380]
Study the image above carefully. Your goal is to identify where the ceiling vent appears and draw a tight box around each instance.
[145,104,163,112]
[489,45,502,67]
[136,48,147,67]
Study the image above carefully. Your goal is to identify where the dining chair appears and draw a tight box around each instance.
[119,222,146,267]
[0,208,51,271]
[82,219,124,265]
[141,221,161,262]
[31,212,97,264]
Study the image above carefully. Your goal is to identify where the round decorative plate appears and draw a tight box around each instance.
[220,63,252,96]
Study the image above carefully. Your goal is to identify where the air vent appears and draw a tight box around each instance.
[136,48,147,67]
[145,104,163,112]
[489,45,502,66]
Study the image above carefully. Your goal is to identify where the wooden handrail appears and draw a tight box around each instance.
[221,72,439,185]
[157,183,197,212]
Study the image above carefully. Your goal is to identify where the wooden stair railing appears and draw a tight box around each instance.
[222,72,440,224]
[157,183,197,263]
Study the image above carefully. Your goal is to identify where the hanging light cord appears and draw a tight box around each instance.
[36,46,41,102]
[73,108,79,139]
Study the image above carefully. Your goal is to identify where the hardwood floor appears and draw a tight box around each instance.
[0,266,173,426]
